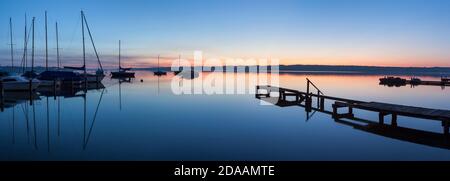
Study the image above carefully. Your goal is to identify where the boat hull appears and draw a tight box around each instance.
[111,71,135,78]
[38,80,62,87]
[1,81,40,91]
[81,74,105,83]
[154,71,167,76]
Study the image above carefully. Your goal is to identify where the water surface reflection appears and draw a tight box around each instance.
[0,71,449,160]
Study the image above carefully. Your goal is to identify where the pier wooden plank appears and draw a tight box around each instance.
[256,85,450,121]
[356,102,450,120]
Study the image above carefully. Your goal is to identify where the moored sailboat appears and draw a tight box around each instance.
[153,55,167,76]
[64,11,105,83]
[111,40,135,78]
[38,18,83,86]
[1,17,40,91]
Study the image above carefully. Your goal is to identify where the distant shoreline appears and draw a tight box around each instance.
[134,65,450,76]
[2,64,450,77]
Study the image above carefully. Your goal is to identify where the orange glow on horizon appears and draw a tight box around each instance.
[115,56,450,68]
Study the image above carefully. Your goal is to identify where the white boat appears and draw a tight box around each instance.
[84,72,105,83]
[0,76,40,91]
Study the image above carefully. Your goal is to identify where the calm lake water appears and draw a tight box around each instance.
[1,71,449,161]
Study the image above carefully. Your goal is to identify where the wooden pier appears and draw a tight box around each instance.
[256,79,450,136]
[406,80,450,86]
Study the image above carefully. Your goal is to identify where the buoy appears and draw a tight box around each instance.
[141,79,143,82]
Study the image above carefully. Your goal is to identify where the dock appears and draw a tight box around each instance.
[256,79,450,138]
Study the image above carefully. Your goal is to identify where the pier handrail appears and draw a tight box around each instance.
[306,78,324,95]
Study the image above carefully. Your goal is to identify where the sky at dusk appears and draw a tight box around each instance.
[1,0,450,68]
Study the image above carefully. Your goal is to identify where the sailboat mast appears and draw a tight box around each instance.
[31,17,35,72]
[9,18,14,71]
[22,14,27,73]
[119,40,121,69]
[158,55,160,72]
[56,22,60,68]
[45,11,48,70]
[81,11,86,74]
[83,13,103,71]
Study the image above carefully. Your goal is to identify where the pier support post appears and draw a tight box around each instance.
[379,112,386,125]
[443,121,449,135]
[316,90,320,108]
[305,95,312,112]
[392,114,398,127]
[332,104,337,119]
[320,97,325,111]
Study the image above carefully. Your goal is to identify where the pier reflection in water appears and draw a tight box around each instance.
[1,71,450,160]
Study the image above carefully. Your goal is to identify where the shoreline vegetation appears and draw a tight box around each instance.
[139,64,450,76]
[2,64,450,76]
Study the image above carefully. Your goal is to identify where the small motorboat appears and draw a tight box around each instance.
[0,75,40,91]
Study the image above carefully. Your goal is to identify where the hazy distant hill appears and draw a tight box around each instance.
[134,65,450,76]
[3,65,450,76]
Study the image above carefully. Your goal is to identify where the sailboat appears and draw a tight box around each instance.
[111,40,135,78]
[38,14,83,86]
[21,16,38,79]
[36,12,66,87]
[173,55,182,75]
[153,55,167,76]
[64,11,105,83]
[1,17,14,77]
[1,17,40,91]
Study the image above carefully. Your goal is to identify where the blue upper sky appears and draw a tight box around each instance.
[1,0,450,68]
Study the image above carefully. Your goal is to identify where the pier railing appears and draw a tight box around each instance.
[306,78,323,95]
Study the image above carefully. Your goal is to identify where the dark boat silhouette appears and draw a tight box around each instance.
[111,40,135,78]
[64,11,105,83]
[153,55,167,76]
[173,55,182,75]
[379,76,407,87]
[38,15,83,86]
